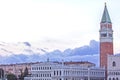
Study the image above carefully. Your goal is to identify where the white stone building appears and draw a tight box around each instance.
[25,61,105,80]
[107,55,120,80]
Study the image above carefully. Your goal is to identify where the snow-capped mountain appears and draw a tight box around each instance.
[0,42,47,56]
[0,40,100,66]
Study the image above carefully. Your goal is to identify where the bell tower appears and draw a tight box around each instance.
[100,3,113,68]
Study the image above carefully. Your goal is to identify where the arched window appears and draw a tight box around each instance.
[113,78,115,80]
[54,71,55,75]
[116,78,119,80]
[57,71,58,75]
[109,78,111,80]
[112,61,116,67]
[60,71,61,75]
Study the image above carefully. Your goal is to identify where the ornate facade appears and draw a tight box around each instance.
[107,55,120,80]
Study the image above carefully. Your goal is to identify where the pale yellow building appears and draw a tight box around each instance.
[0,62,37,78]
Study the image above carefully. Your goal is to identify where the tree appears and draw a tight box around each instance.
[24,67,29,77]
[6,73,17,80]
[0,68,4,79]
[18,67,29,80]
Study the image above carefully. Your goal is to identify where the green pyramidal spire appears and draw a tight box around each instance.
[101,3,111,23]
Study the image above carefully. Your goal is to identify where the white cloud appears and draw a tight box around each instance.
[0,0,120,53]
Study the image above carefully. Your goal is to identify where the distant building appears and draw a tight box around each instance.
[0,62,35,78]
[107,55,120,80]
[24,61,105,80]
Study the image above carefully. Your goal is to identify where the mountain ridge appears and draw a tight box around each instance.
[0,40,99,66]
